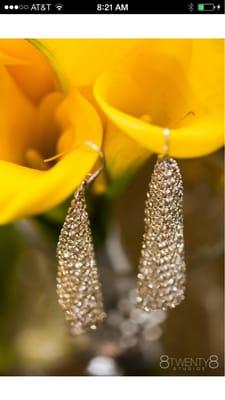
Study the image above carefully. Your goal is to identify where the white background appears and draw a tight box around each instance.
[0,14,224,37]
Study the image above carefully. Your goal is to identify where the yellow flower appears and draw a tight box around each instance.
[40,39,224,183]
[38,39,153,181]
[94,39,224,160]
[0,39,223,223]
[0,39,102,224]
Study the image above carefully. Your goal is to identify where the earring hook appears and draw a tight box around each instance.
[44,140,104,185]
[159,127,170,159]
[83,140,104,185]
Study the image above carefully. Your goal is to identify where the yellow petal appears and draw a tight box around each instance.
[0,64,36,164]
[29,91,62,159]
[94,39,224,158]
[0,88,102,224]
[0,39,55,103]
[38,39,144,87]
[103,121,150,179]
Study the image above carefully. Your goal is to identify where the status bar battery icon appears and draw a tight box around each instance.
[198,3,217,11]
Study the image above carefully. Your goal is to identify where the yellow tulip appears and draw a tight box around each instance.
[0,39,102,224]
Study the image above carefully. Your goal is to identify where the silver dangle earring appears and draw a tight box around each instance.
[56,142,106,335]
[136,128,186,311]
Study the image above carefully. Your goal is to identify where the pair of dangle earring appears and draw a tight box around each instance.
[56,129,186,335]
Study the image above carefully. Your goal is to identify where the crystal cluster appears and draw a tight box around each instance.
[137,157,186,311]
[56,181,105,335]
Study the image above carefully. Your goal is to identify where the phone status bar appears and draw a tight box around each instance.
[0,0,224,14]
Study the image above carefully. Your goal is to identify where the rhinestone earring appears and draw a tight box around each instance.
[56,142,106,335]
[136,128,186,311]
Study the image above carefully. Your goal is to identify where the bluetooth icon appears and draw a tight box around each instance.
[188,2,195,12]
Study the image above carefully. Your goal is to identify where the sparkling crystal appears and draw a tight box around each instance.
[56,180,105,334]
[137,157,186,311]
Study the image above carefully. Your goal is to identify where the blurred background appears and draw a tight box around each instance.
[0,149,224,376]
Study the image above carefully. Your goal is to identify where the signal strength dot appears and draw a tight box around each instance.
[4,4,19,10]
